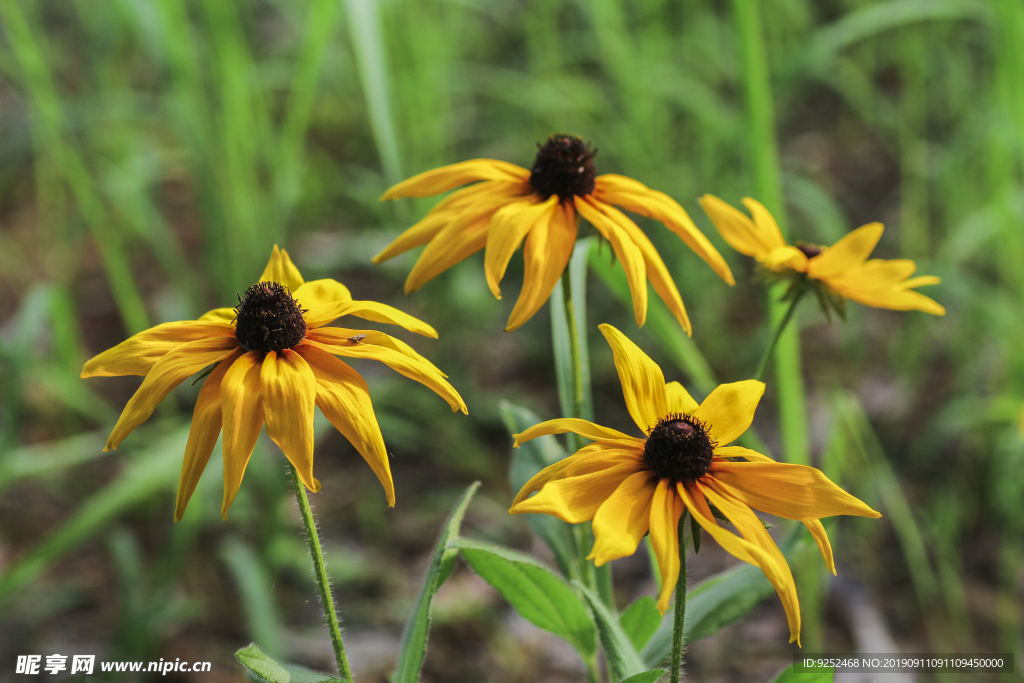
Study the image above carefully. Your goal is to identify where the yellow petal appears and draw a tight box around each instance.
[762,245,809,272]
[576,197,648,326]
[403,213,492,293]
[598,324,668,433]
[901,275,941,289]
[593,175,734,285]
[304,299,438,337]
[304,338,467,414]
[512,417,645,449]
[484,196,559,298]
[508,460,645,523]
[829,258,917,290]
[259,245,305,291]
[807,223,883,280]
[220,351,265,518]
[649,478,685,613]
[104,336,239,451]
[665,381,698,415]
[198,308,237,324]
[713,445,774,462]
[511,442,643,505]
[588,470,658,566]
[82,321,236,378]
[804,519,836,575]
[296,344,393,505]
[707,461,882,520]
[292,279,352,312]
[698,194,782,259]
[174,348,244,522]
[505,202,578,331]
[380,159,530,200]
[693,380,765,447]
[308,327,446,377]
[261,349,319,494]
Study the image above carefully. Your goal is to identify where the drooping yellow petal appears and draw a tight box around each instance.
[649,478,685,613]
[292,279,352,311]
[713,445,774,462]
[742,198,789,252]
[806,223,883,280]
[665,381,699,415]
[512,442,644,505]
[576,197,648,326]
[198,308,237,324]
[593,175,734,285]
[588,470,658,566]
[403,213,492,293]
[508,460,645,523]
[505,202,577,331]
[259,245,305,291]
[512,417,646,449]
[380,159,530,200]
[296,345,393,505]
[261,349,320,494]
[104,336,240,451]
[81,321,236,378]
[901,275,941,289]
[829,258,917,290]
[707,461,882,520]
[803,519,836,575]
[174,348,244,522]
[307,327,446,377]
[842,288,946,315]
[304,338,467,414]
[484,196,559,298]
[698,194,783,259]
[303,299,438,338]
[693,380,765,447]
[220,351,265,519]
[598,324,668,433]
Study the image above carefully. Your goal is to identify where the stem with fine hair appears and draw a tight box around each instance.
[288,464,352,681]
[754,286,807,383]
[669,519,688,683]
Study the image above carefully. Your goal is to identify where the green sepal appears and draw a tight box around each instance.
[235,643,342,683]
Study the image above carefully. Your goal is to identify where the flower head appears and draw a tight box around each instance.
[375,134,735,333]
[509,324,880,645]
[82,246,466,520]
[700,195,944,317]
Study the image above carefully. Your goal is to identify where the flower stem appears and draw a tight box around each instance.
[754,287,806,383]
[669,520,688,683]
[288,464,353,681]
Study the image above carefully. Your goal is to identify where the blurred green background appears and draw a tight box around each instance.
[1,0,1022,681]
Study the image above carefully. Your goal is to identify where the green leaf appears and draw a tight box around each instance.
[550,237,596,422]
[573,580,646,681]
[620,671,666,683]
[392,482,480,683]
[235,643,342,683]
[618,596,661,652]
[453,539,597,660]
[771,662,834,682]
[690,515,701,554]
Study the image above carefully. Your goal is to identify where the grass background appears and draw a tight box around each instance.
[0,0,1022,681]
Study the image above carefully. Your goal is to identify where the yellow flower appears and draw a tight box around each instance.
[700,195,945,316]
[509,324,880,645]
[82,246,466,521]
[375,134,734,333]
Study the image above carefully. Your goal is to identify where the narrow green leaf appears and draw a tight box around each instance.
[618,596,661,652]
[549,237,595,422]
[771,662,834,682]
[573,580,645,680]
[392,481,480,683]
[620,671,666,683]
[454,539,597,660]
[235,643,342,683]
[690,515,701,554]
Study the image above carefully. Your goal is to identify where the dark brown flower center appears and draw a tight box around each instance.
[796,242,823,258]
[234,282,307,353]
[528,134,597,202]
[644,414,716,482]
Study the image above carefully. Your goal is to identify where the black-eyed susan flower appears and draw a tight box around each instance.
[509,324,880,644]
[700,195,945,317]
[82,246,466,521]
[374,134,735,333]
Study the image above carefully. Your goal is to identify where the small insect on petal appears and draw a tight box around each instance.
[347,335,367,344]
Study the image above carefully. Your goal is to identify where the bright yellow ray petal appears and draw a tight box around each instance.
[804,519,836,575]
[174,348,244,522]
[512,417,645,448]
[588,470,658,566]
[380,159,530,200]
[508,461,645,523]
[259,245,305,291]
[707,461,882,520]
[103,336,239,451]
[261,349,320,494]
[292,279,352,312]
[198,308,236,324]
[511,442,643,505]
[741,198,789,252]
[901,275,941,289]
[649,478,685,613]
[593,175,734,285]
[82,321,235,378]
[220,351,265,518]
[576,197,648,326]
[505,202,577,331]
[304,339,467,414]
[484,196,559,298]
[665,381,699,415]
[829,258,917,290]
[834,282,946,315]
[713,445,774,462]
[693,380,765,447]
[807,223,883,280]
[303,299,438,337]
[698,194,782,259]
[403,214,492,293]
[295,344,394,506]
[307,327,446,377]
[762,245,809,272]
[599,324,669,433]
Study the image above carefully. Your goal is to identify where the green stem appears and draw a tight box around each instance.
[669,520,688,683]
[754,286,806,383]
[288,464,352,681]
